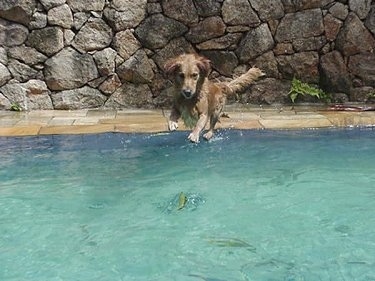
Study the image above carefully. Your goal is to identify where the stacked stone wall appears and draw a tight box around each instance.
[0,0,375,110]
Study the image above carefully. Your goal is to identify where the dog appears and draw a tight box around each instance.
[164,53,264,143]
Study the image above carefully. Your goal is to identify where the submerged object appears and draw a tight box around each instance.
[207,237,256,250]
[160,192,205,213]
[177,192,187,210]
[188,274,227,281]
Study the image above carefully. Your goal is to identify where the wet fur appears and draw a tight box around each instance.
[165,53,264,143]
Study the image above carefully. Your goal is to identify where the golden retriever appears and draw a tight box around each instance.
[164,53,264,143]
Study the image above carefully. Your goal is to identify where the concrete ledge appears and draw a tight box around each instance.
[0,105,375,136]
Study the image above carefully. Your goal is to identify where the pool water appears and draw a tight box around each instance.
[1,129,375,281]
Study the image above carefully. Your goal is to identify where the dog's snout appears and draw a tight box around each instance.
[182,89,193,99]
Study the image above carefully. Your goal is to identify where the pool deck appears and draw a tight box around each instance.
[1,104,375,137]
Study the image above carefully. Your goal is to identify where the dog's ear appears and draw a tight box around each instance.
[164,59,180,77]
[196,56,211,77]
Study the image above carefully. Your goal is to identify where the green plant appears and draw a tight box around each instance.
[10,102,22,111]
[288,78,331,103]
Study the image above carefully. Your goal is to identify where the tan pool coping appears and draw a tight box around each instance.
[0,104,375,137]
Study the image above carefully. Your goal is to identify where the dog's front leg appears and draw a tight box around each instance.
[188,114,208,143]
[168,107,180,131]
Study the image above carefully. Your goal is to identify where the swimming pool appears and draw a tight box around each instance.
[1,129,375,281]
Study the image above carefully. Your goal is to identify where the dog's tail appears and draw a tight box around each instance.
[223,67,265,96]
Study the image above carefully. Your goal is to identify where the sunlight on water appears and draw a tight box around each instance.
[1,129,375,281]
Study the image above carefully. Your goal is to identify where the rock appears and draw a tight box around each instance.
[39,0,66,10]
[0,47,7,65]
[195,0,221,17]
[44,47,98,90]
[329,2,349,20]
[0,92,11,110]
[162,0,198,26]
[249,0,284,20]
[331,92,349,103]
[267,19,279,36]
[236,23,275,62]
[153,85,176,108]
[8,46,47,66]
[66,0,105,12]
[196,33,242,50]
[350,86,374,102]
[98,74,122,95]
[275,9,324,42]
[336,12,375,56]
[134,14,188,50]
[0,0,37,26]
[93,47,117,76]
[201,51,238,76]
[322,0,335,6]
[0,80,53,110]
[47,4,73,28]
[73,12,90,30]
[24,80,54,110]
[273,43,294,55]
[0,19,29,47]
[8,59,40,82]
[103,0,147,31]
[152,37,195,69]
[112,30,141,60]
[87,76,105,89]
[117,50,154,84]
[104,82,153,108]
[0,63,12,87]
[349,0,372,19]
[26,26,64,56]
[109,0,145,11]
[185,17,226,44]
[320,51,351,93]
[226,26,251,33]
[72,18,113,52]
[324,14,343,41]
[252,51,280,78]
[222,0,260,26]
[281,0,321,13]
[64,29,75,45]
[292,36,327,52]
[29,11,48,29]
[365,5,375,36]
[242,78,290,104]
[276,52,319,83]
[348,53,375,87]
[51,86,107,109]
[147,2,162,15]
[150,72,171,99]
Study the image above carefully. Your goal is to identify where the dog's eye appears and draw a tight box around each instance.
[178,72,185,79]
[191,73,199,80]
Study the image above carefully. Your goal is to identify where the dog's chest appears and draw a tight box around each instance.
[180,106,199,129]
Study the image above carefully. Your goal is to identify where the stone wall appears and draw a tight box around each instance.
[0,0,375,110]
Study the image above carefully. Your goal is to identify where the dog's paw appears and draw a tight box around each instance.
[168,121,178,131]
[203,131,214,140]
[188,132,200,143]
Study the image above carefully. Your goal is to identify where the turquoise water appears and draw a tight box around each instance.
[1,129,375,281]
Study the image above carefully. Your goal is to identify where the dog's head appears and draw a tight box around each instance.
[164,54,211,100]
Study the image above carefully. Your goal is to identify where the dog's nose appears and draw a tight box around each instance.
[182,89,193,99]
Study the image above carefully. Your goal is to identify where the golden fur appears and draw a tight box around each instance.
[165,53,264,143]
